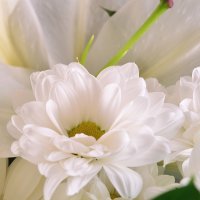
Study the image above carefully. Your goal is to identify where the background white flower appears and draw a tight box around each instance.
[0,0,128,70]
[0,0,200,84]
[149,67,200,189]
[7,62,183,200]
[86,0,200,85]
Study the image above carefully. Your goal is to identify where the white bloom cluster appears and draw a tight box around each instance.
[164,67,200,189]
[146,66,200,194]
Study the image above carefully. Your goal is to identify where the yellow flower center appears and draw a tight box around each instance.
[68,121,105,140]
[110,192,120,199]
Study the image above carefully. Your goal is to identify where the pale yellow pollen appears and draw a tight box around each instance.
[68,121,105,140]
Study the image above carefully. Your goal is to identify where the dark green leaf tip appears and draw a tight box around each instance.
[152,180,200,200]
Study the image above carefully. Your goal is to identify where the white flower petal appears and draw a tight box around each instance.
[86,177,110,199]
[7,116,23,139]
[187,144,200,174]
[146,78,166,93]
[49,66,101,128]
[62,157,97,176]
[119,132,170,167]
[111,96,149,128]
[45,151,70,162]
[71,134,96,146]
[30,70,59,102]
[97,63,139,85]
[103,164,143,199]
[193,85,200,112]
[53,136,89,154]
[192,67,200,83]
[131,136,170,166]
[51,183,78,200]
[0,63,31,107]
[182,158,190,177]
[0,0,21,65]
[66,165,101,196]
[7,0,128,68]
[98,83,122,129]
[149,104,184,139]
[48,81,82,129]
[44,170,68,200]
[0,110,15,157]
[17,101,56,130]
[0,64,31,157]
[98,130,129,153]
[4,158,42,200]
[147,92,165,115]
[46,100,66,134]
[13,125,58,163]
[9,0,52,69]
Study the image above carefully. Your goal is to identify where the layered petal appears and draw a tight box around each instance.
[104,165,143,199]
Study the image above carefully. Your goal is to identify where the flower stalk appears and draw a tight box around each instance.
[99,0,173,73]
[80,35,94,65]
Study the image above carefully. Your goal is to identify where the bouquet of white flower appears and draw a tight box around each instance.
[1,0,200,200]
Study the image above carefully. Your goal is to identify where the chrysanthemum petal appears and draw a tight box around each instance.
[43,169,68,200]
[97,63,139,85]
[66,165,101,196]
[103,164,143,199]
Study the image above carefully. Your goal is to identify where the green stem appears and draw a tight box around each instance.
[100,0,170,73]
[80,35,94,65]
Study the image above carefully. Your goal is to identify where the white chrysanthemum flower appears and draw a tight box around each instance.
[7,62,183,200]
[163,67,200,183]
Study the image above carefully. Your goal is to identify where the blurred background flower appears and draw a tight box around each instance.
[1,0,200,85]
[86,0,200,85]
[0,0,128,70]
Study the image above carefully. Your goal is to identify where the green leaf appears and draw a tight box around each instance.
[152,181,200,200]
[101,7,116,17]
[80,35,94,65]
